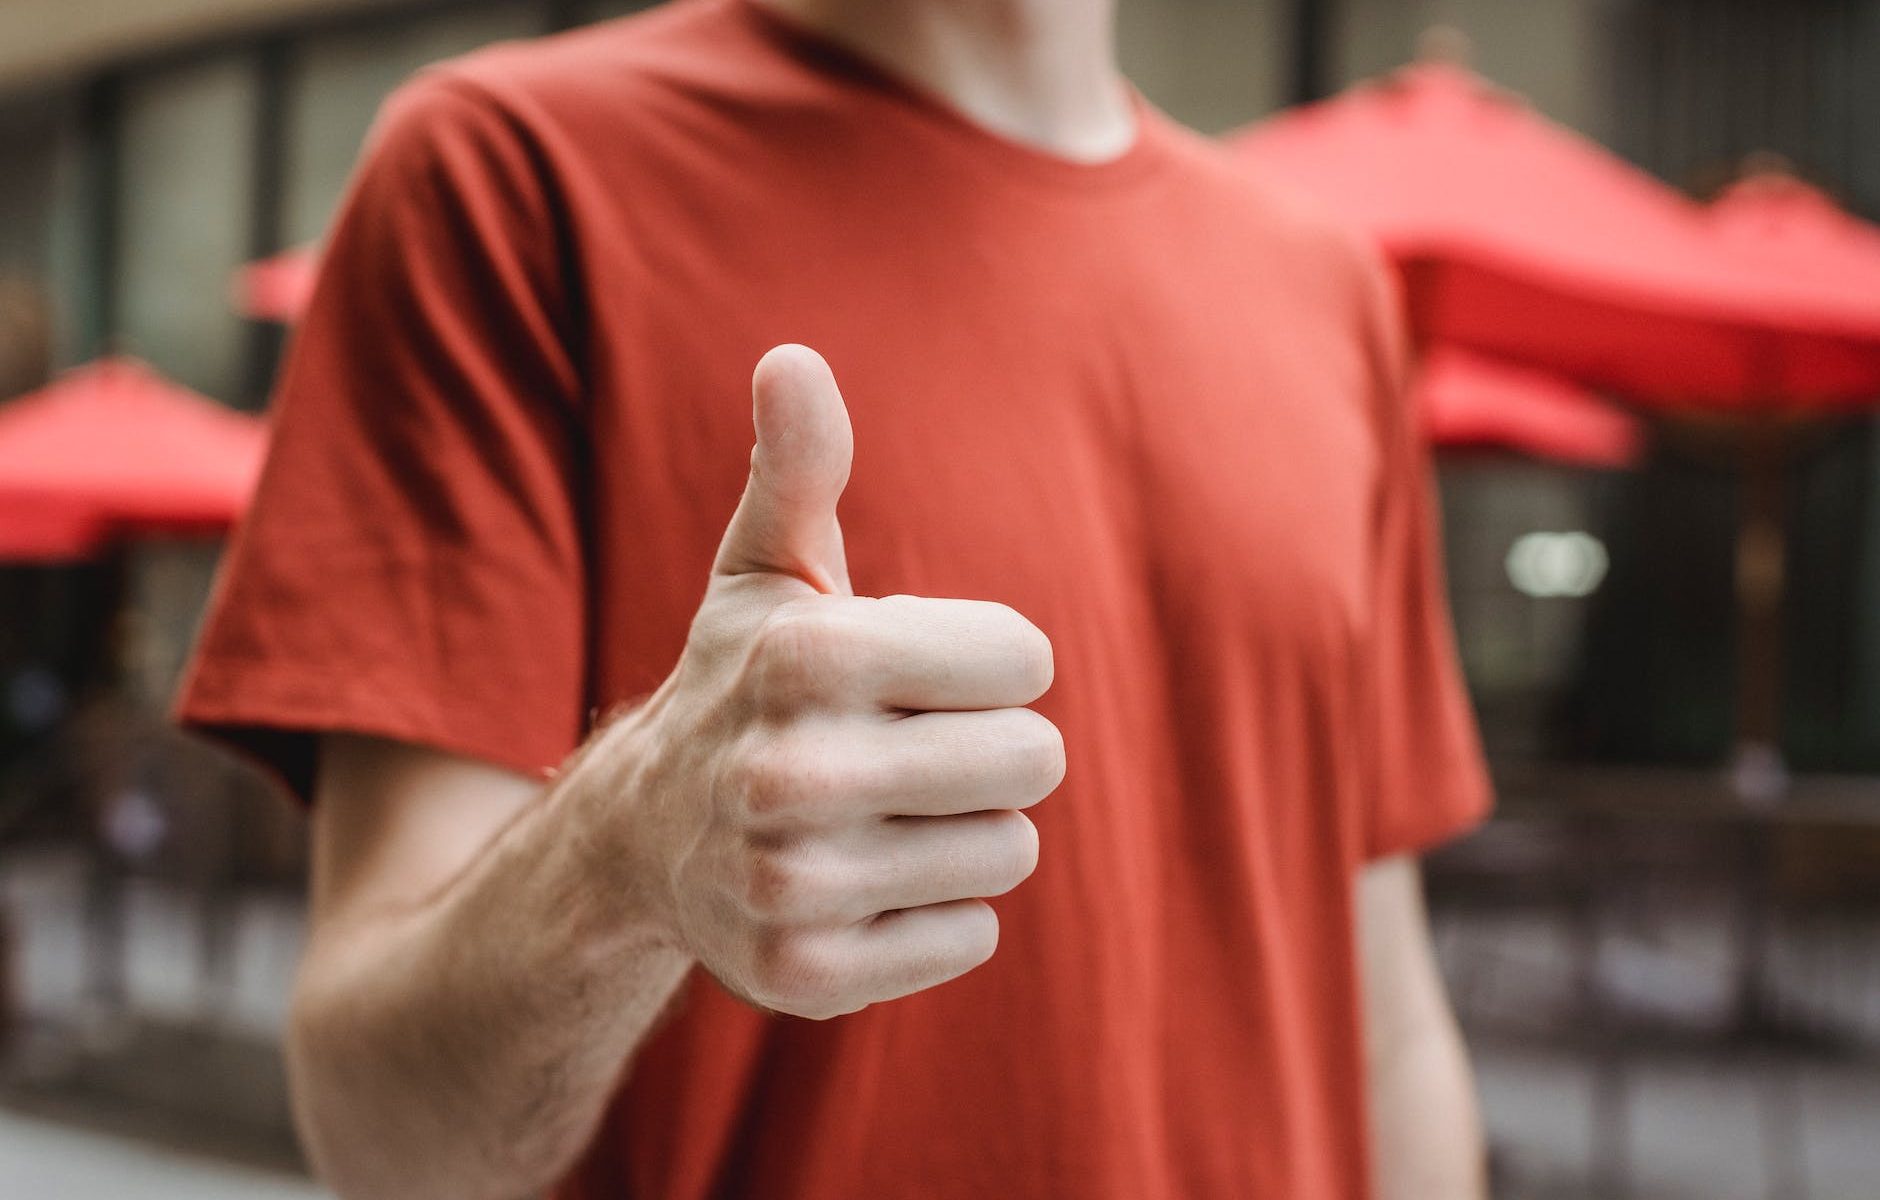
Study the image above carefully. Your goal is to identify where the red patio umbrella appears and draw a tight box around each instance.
[1707,171,1880,304]
[235,246,319,323]
[0,358,268,561]
[1417,346,1643,468]
[1229,62,1880,779]
[1227,62,1880,407]
[1698,172,1880,770]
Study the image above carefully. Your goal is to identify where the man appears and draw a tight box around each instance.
[179,0,1491,1196]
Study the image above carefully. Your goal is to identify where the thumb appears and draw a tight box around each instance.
[712,344,853,595]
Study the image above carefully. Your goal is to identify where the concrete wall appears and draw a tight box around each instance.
[0,0,391,87]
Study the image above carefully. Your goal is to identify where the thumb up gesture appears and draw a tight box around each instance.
[575,345,1064,1019]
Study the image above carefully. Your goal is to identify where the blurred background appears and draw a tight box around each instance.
[1,0,1878,1197]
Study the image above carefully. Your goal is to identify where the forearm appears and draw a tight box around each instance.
[290,729,691,1200]
[1366,1001,1486,1200]
[286,345,1059,1196]
[1358,856,1486,1200]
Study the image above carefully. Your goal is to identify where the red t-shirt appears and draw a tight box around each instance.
[179,1,1491,1195]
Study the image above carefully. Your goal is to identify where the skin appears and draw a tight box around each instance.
[295,347,1063,1199]
[770,0,1136,159]
[1359,856,1488,1200]
[288,6,1488,1197]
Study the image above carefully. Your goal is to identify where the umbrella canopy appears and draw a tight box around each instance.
[0,358,268,561]
[235,246,319,323]
[1416,347,1642,468]
[1227,63,1880,407]
[1707,172,1880,305]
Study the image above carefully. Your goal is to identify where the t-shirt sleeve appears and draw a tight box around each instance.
[1350,248,1493,860]
[175,71,588,802]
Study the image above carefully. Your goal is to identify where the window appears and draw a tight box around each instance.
[283,2,542,248]
[118,57,256,403]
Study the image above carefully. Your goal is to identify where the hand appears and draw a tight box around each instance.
[576,344,1064,1020]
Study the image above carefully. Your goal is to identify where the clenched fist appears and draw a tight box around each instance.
[574,344,1064,1019]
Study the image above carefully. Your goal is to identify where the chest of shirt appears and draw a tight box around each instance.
[577,221,1381,701]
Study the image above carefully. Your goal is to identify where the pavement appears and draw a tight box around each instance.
[0,1107,326,1199]
[5,842,1880,1198]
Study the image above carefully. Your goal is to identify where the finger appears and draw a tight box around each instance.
[777,708,1064,820]
[712,344,853,595]
[844,898,1002,1004]
[736,811,1038,926]
[733,900,1000,1018]
[760,594,1054,713]
[778,899,1000,1008]
[842,810,1040,920]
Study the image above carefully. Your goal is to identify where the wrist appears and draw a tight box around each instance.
[548,692,689,959]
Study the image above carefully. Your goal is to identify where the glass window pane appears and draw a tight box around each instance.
[584,0,654,22]
[283,1,542,248]
[46,95,90,373]
[1117,0,1287,132]
[0,93,68,394]
[1332,0,1617,138]
[118,56,255,403]
[0,98,60,277]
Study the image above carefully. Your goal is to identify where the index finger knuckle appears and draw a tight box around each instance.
[747,603,853,711]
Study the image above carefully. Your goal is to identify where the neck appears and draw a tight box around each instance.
[756,0,1135,162]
